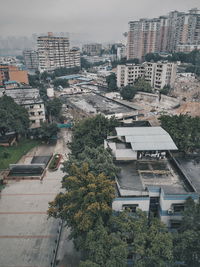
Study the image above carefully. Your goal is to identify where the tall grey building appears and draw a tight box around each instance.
[23,50,39,72]
[37,32,80,71]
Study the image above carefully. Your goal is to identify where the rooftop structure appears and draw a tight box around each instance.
[105,126,199,228]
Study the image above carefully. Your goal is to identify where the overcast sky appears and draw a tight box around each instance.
[0,0,200,42]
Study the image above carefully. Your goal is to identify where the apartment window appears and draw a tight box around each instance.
[30,105,34,109]
[170,220,181,229]
[122,204,138,213]
[173,204,184,213]
[31,120,36,124]
[30,112,35,116]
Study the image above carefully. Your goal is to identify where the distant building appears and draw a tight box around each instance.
[176,44,200,52]
[117,61,177,89]
[37,32,80,71]
[23,50,39,72]
[127,8,200,60]
[82,43,102,56]
[5,88,46,129]
[0,65,29,86]
[105,126,199,228]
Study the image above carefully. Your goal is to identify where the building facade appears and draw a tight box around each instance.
[23,50,39,72]
[117,61,177,89]
[37,32,80,71]
[0,65,29,86]
[127,8,200,60]
[82,43,102,56]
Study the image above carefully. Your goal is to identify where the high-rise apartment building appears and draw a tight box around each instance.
[117,61,177,90]
[37,32,80,71]
[23,50,39,72]
[127,8,200,60]
[82,43,102,56]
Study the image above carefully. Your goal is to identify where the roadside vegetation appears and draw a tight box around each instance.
[0,139,40,170]
[159,114,200,154]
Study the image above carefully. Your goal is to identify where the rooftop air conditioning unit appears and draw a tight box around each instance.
[168,208,174,215]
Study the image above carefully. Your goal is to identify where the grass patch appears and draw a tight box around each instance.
[0,139,40,170]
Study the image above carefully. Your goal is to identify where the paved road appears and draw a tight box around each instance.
[0,129,74,267]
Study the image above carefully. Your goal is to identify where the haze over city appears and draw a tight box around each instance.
[0,0,200,41]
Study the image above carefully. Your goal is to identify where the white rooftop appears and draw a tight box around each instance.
[115,127,178,151]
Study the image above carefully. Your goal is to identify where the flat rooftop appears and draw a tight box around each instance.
[176,156,200,194]
[65,93,135,115]
[115,159,189,196]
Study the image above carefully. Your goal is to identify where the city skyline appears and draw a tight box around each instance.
[0,0,200,42]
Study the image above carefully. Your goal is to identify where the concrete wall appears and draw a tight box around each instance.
[113,197,150,212]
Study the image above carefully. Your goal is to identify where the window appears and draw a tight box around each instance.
[170,220,181,229]
[31,120,36,124]
[173,204,184,213]
[30,112,35,116]
[122,204,138,213]
[30,105,34,109]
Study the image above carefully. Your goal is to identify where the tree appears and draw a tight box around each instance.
[53,78,69,88]
[159,114,200,153]
[80,219,127,267]
[48,163,115,247]
[35,122,59,143]
[62,146,120,180]
[173,198,200,266]
[160,85,170,95]
[70,114,119,156]
[46,98,62,121]
[0,95,29,136]
[106,73,117,91]
[109,211,173,267]
[120,85,138,100]
[134,78,152,93]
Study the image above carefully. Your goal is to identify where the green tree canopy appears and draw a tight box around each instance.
[173,198,200,266]
[33,122,59,143]
[0,95,29,136]
[48,163,115,245]
[109,211,173,267]
[159,114,200,153]
[80,219,127,267]
[120,85,138,100]
[70,114,119,156]
[106,73,117,91]
[53,78,69,88]
[120,78,152,100]
[62,146,120,180]
[46,98,62,121]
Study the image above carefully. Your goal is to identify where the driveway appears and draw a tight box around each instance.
[0,129,77,267]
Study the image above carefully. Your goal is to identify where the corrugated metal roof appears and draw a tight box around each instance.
[116,127,166,136]
[116,127,177,151]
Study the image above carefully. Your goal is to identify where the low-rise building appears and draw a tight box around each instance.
[0,65,29,86]
[105,126,199,228]
[117,61,177,89]
[5,88,45,129]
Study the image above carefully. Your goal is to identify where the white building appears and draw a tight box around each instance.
[105,126,199,228]
[5,88,46,129]
[117,61,177,89]
[37,32,80,71]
